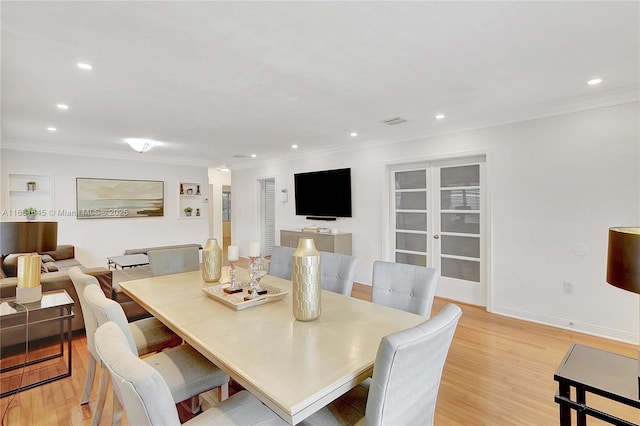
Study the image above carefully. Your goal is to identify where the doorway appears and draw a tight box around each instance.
[388,155,487,306]
[222,185,231,252]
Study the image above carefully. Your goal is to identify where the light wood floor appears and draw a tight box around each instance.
[1,282,637,425]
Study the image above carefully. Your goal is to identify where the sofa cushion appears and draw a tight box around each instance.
[40,244,75,261]
[2,253,29,277]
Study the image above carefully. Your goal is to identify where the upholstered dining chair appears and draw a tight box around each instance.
[83,284,230,423]
[319,252,359,296]
[148,246,200,276]
[94,320,288,426]
[371,260,439,317]
[69,267,182,426]
[268,245,295,279]
[299,303,462,426]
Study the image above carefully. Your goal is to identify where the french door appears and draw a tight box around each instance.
[390,157,486,306]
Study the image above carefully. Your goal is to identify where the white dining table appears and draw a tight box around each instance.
[119,268,425,424]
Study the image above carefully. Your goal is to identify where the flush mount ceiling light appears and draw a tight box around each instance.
[124,138,161,153]
[76,62,93,70]
[588,78,603,85]
[56,104,69,110]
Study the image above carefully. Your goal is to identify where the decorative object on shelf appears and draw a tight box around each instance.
[202,238,222,283]
[180,183,184,195]
[196,185,201,195]
[23,207,37,220]
[605,227,640,386]
[184,207,193,217]
[187,188,193,195]
[224,245,242,294]
[26,181,36,192]
[16,253,42,303]
[292,237,321,321]
[196,208,200,217]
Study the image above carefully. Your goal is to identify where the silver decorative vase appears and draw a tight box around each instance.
[202,238,222,282]
[292,237,321,321]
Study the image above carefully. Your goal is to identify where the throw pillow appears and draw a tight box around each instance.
[41,254,55,263]
[45,262,59,272]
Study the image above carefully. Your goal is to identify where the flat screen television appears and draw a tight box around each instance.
[294,168,352,219]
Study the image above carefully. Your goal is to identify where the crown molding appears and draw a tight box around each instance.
[0,140,212,167]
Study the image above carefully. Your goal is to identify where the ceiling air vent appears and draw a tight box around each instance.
[382,117,407,126]
[232,154,248,159]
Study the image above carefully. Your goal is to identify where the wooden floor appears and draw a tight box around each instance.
[1,282,637,425]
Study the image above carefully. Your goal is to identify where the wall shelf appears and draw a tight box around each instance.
[4,173,54,220]
[178,182,204,219]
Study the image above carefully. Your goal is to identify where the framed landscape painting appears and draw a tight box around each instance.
[76,178,164,219]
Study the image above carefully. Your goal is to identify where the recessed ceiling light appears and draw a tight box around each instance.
[350,132,358,137]
[435,114,446,120]
[77,62,93,70]
[46,127,57,132]
[587,78,603,85]
[291,144,299,149]
[251,154,257,158]
[56,104,69,110]
[219,167,230,172]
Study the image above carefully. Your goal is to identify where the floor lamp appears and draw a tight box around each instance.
[606,227,640,389]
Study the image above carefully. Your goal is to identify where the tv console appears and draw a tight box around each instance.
[280,229,352,255]
[305,216,336,221]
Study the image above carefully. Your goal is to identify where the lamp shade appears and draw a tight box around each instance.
[606,227,640,294]
[0,221,58,255]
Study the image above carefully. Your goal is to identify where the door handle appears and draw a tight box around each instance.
[433,234,439,239]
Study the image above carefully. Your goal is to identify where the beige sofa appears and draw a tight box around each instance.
[0,245,112,352]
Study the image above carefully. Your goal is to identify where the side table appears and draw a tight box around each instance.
[0,289,74,398]
[554,343,640,426]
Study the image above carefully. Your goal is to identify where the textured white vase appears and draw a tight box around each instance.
[292,237,321,321]
[202,238,222,283]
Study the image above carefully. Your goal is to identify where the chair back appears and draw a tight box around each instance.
[83,284,139,356]
[94,321,180,426]
[148,246,199,277]
[269,246,295,280]
[366,303,462,426]
[69,267,101,359]
[371,261,439,317]
[320,252,359,296]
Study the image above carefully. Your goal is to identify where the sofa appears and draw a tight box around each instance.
[0,245,113,352]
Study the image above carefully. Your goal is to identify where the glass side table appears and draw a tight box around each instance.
[554,343,640,426]
[0,289,74,398]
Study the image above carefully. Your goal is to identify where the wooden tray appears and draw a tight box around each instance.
[202,282,288,310]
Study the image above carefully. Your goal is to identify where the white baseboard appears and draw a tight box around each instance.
[492,305,637,344]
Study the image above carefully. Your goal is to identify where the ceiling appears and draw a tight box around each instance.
[2,1,638,169]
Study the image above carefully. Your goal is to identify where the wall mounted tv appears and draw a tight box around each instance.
[294,168,352,220]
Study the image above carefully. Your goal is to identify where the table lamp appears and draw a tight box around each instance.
[0,221,58,304]
[606,227,640,389]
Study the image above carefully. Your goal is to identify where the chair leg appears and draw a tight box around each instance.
[218,382,229,402]
[191,395,201,414]
[112,390,123,426]
[81,356,97,404]
[92,364,109,426]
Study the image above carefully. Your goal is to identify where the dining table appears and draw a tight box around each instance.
[118,267,425,424]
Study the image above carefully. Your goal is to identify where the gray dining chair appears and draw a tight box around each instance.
[269,245,295,279]
[69,267,182,426]
[371,260,439,317]
[83,284,229,422]
[148,246,200,276]
[94,320,288,426]
[320,252,359,296]
[299,303,462,426]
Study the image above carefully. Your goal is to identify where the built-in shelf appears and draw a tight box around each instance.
[4,173,54,221]
[178,182,204,219]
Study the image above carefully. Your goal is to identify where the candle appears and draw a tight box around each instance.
[249,241,260,257]
[228,245,239,262]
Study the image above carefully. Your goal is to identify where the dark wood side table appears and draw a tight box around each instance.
[0,289,74,398]
[554,343,640,426]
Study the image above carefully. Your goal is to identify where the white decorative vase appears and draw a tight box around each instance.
[292,237,321,321]
[202,238,222,283]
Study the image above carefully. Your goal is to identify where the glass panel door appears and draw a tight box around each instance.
[392,169,429,267]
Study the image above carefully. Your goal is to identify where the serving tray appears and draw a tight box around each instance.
[202,282,288,310]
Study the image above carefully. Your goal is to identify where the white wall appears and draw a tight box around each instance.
[232,102,640,342]
[1,150,210,268]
